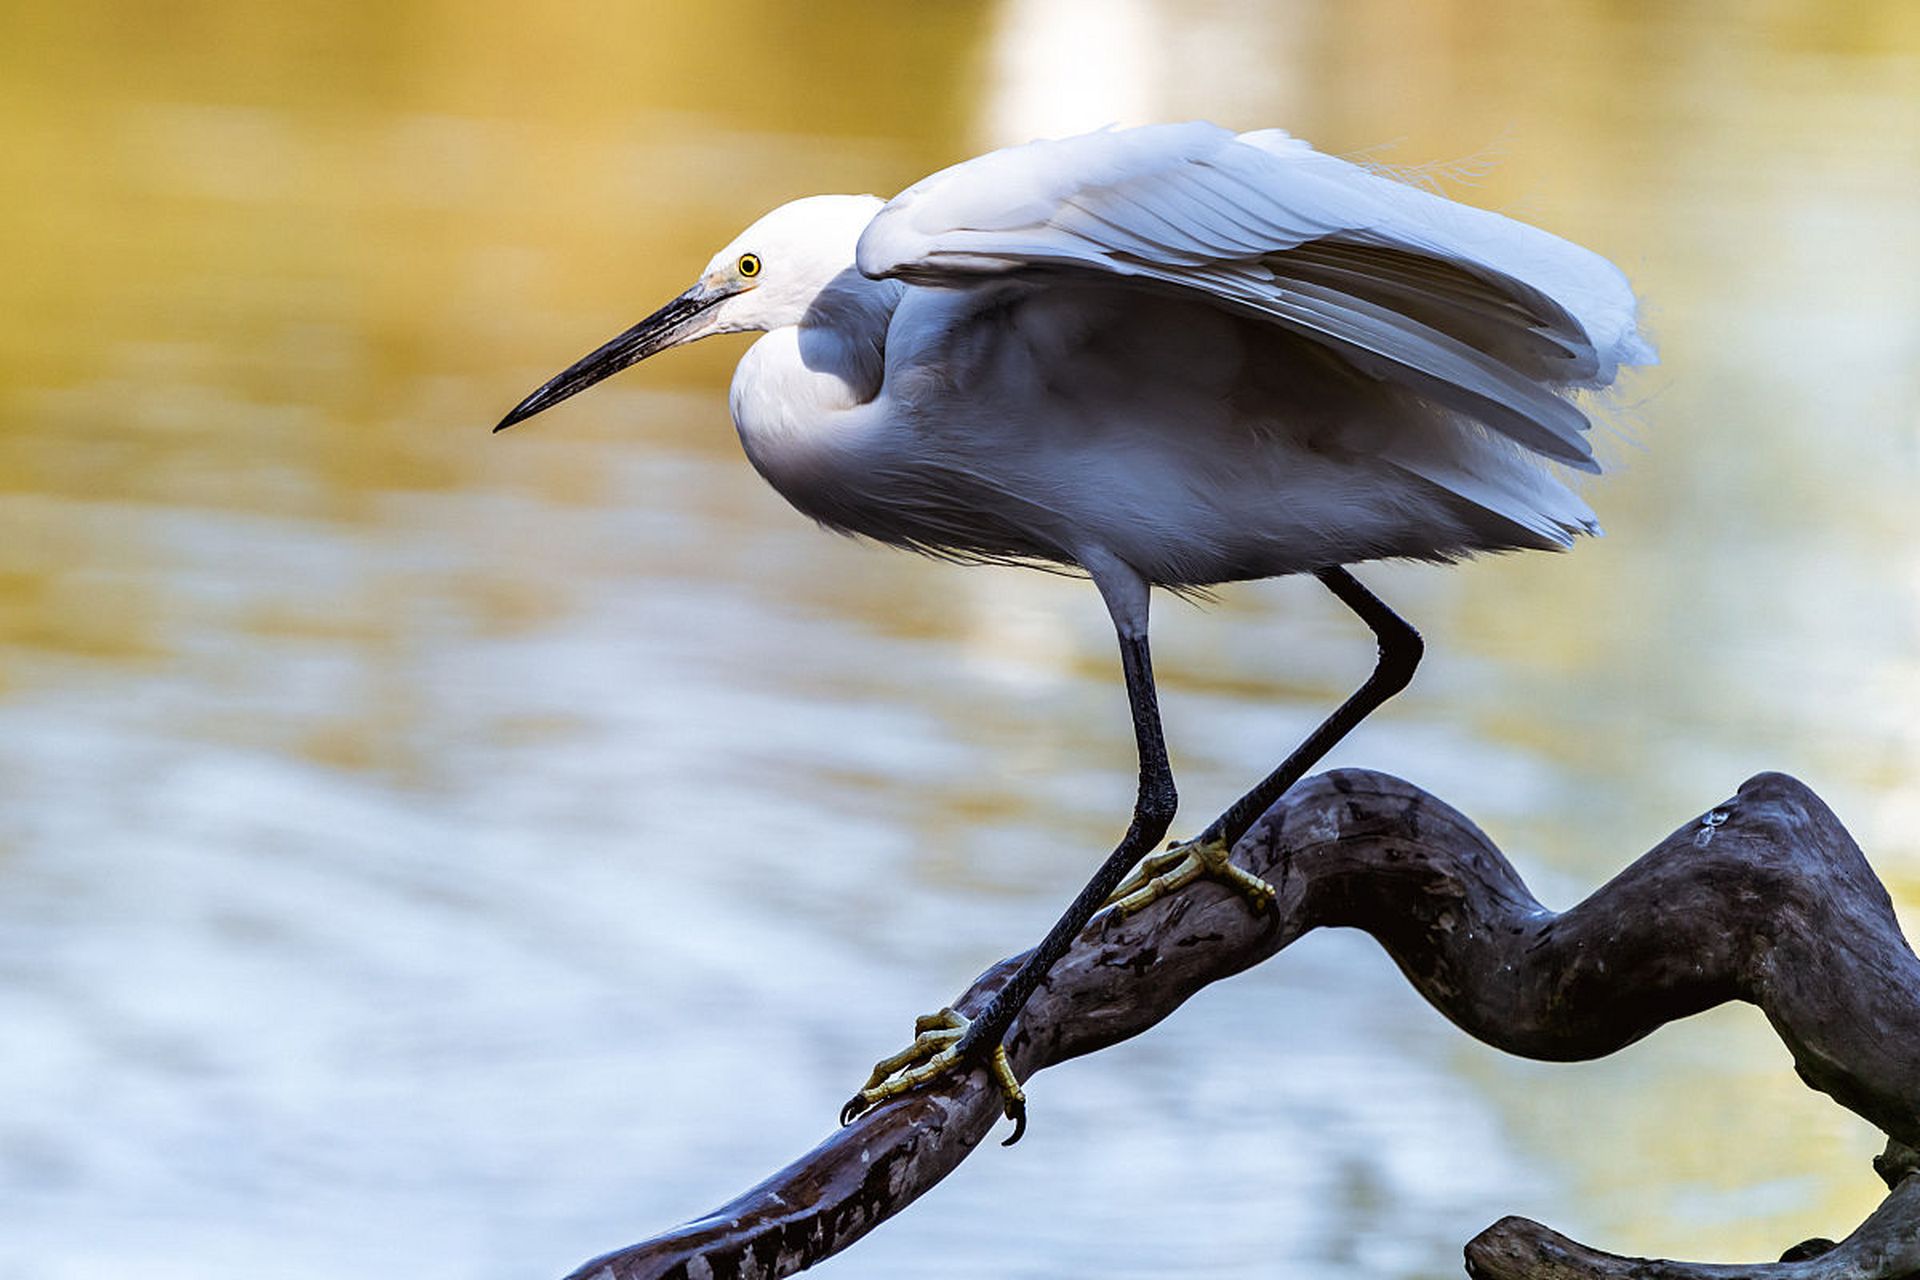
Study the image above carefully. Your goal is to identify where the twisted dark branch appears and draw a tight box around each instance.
[563,770,1920,1280]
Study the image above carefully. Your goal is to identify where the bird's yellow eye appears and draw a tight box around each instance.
[737,253,762,279]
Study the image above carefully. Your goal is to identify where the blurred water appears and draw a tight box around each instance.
[1,3,1917,1278]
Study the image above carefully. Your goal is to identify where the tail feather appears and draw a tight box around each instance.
[1385,422,1600,550]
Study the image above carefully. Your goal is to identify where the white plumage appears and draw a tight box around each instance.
[497,122,1654,1135]
[505,122,1653,591]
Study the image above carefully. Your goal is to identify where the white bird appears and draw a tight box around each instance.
[496,122,1653,1143]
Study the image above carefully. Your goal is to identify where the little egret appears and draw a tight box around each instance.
[496,122,1653,1143]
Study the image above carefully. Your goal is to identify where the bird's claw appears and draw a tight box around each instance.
[1103,834,1277,920]
[839,1007,1027,1144]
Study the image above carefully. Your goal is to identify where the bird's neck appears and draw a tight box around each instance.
[729,272,901,447]
[793,270,903,404]
[727,273,903,534]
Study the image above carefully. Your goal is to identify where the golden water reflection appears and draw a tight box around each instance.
[1,3,1917,1276]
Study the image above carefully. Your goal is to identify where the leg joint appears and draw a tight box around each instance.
[1375,618,1424,693]
[1136,775,1179,835]
[1321,567,1423,697]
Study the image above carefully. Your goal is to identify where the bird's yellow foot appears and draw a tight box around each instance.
[1104,834,1277,919]
[839,1007,1027,1144]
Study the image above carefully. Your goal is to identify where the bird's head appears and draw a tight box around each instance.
[495,193,883,431]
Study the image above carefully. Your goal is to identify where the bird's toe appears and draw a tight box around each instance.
[1103,835,1276,921]
[841,1008,1026,1140]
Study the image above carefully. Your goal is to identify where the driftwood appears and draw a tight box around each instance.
[564,769,1920,1280]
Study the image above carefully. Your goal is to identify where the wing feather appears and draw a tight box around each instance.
[858,123,1654,474]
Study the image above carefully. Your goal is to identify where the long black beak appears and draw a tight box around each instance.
[494,281,726,432]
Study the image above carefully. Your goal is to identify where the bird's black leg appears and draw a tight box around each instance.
[1105,567,1421,918]
[840,566,1417,1140]
[1206,567,1423,848]
[841,611,1178,1143]
[955,631,1177,1078]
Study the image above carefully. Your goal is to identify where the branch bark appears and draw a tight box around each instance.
[563,770,1920,1280]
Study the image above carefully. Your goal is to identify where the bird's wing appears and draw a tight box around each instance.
[857,123,1654,472]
